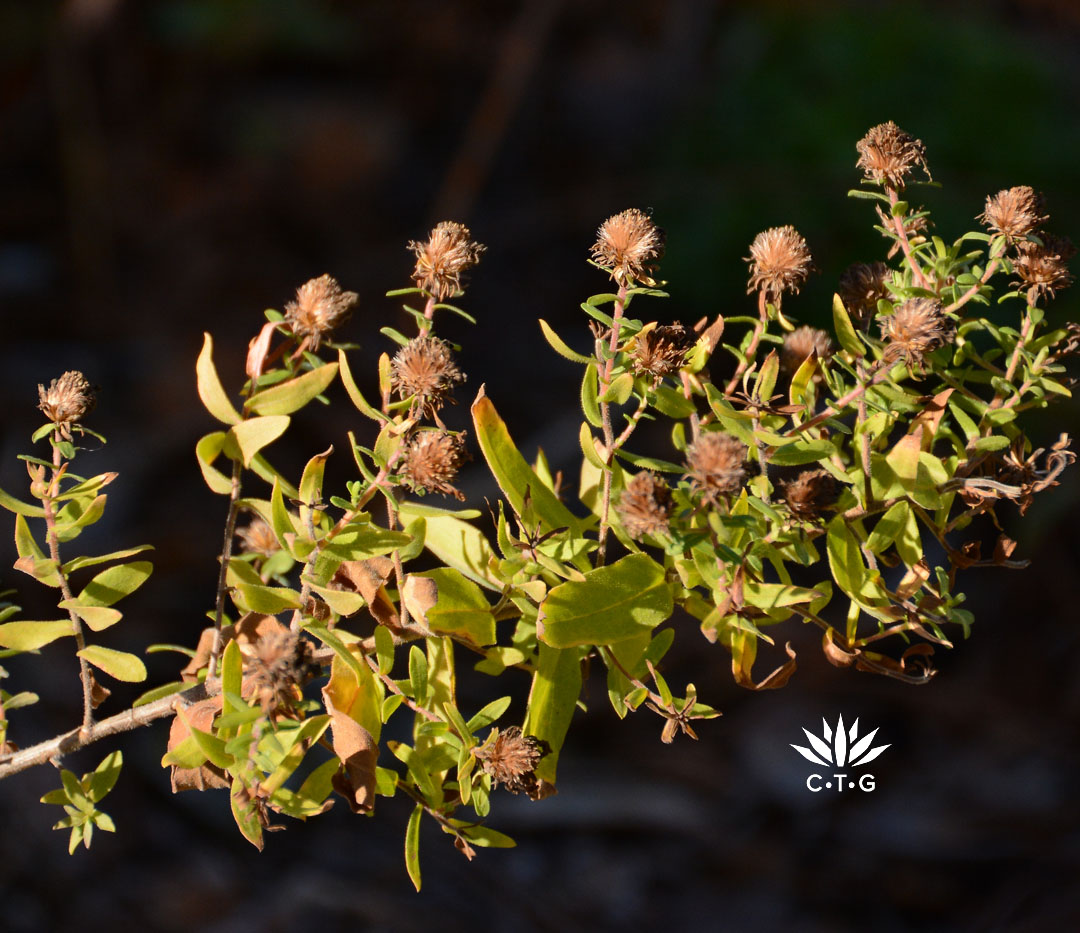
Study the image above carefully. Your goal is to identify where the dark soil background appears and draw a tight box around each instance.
[2,2,1079,930]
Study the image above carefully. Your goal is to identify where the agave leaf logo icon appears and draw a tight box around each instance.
[791,716,890,768]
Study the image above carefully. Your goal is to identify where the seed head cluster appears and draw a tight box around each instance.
[236,516,280,559]
[409,221,486,300]
[781,326,833,375]
[390,335,465,416]
[978,186,1047,241]
[38,371,96,434]
[631,323,692,378]
[684,432,748,505]
[855,121,931,189]
[473,726,545,797]
[244,630,317,718]
[746,226,813,301]
[616,472,674,540]
[400,430,469,500]
[782,469,837,521]
[591,208,665,287]
[880,298,955,364]
[284,274,357,349]
[839,261,892,324]
[1012,234,1075,301]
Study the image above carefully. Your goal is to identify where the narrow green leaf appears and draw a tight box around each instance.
[61,545,154,575]
[196,333,242,425]
[247,362,338,416]
[539,319,592,363]
[580,364,603,428]
[234,583,302,614]
[405,804,423,892]
[195,431,233,494]
[338,349,387,421]
[78,645,148,682]
[466,696,512,733]
[832,294,864,358]
[523,643,582,783]
[87,751,123,803]
[0,620,73,650]
[74,561,153,608]
[0,485,45,517]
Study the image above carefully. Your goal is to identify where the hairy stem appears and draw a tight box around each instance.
[725,290,768,396]
[208,456,243,678]
[887,188,930,290]
[785,361,890,436]
[596,284,628,565]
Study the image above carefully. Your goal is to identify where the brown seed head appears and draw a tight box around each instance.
[684,431,748,504]
[591,208,665,287]
[746,226,813,300]
[631,323,692,377]
[390,336,465,416]
[839,261,892,324]
[880,298,955,364]
[781,326,833,375]
[616,472,674,540]
[473,726,545,796]
[400,430,469,500]
[38,371,95,429]
[1012,233,1075,301]
[782,469,837,521]
[855,121,931,189]
[408,221,486,300]
[978,186,1047,241]
[284,274,357,349]
[244,630,316,718]
[236,516,280,559]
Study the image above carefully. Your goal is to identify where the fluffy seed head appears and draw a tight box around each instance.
[390,336,465,416]
[839,261,892,324]
[631,323,692,377]
[978,186,1047,241]
[408,221,486,300]
[591,208,665,287]
[473,726,545,796]
[746,226,813,300]
[244,631,316,718]
[880,298,955,364]
[1012,234,1075,300]
[782,469,837,520]
[38,371,95,429]
[236,516,280,558]
[616,472,674,540]
[400,430,469,500]
[684,431,748,504]
[855,121,931,189]
[781,326,833,375]
[284,274,357,349]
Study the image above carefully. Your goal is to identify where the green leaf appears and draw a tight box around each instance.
[86,751,123,803]
[754,350,780,403]
[61,545,154,575]
[523,643,582,783]
[247,362,338,416]
[222,638,243,701]
[767,438,835,466]
[132,681,187,707]
[60,604,122,632]
[405,804,423,892]
[0,485,46,517]
[196,333,242,425]
[338,349,387,421]
[580,364,603,428]
[832,294,864,358]
[539,319,592,363]
[466,696,512,732]
[579,422,607,470]
[458,823,516,848]
[74,561,153,608]
[826,516,867,601]
[228,415,291,467]
[599,372,634,405]
[234,583,302,614]
[538,553,673,648]
[0,620,73,650]
[231,779,264,851]
[409,645,429,704]
[299,447,333,508]
[78,645,147,682]
[14,513,46,560]
[195,431,233,494]
[409,568,496,646]
[375,625,395,675]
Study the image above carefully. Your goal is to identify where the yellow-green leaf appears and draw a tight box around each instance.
[78,645,147,682]
[234,583,303,614]
[539,319,592,364]
[523,643,583,783]
[832,294,864,358]
[0,619,73,650]
[75,562,153,608]
[338,349,386,421]
[196,333,242,425]
[195,432,233,495]
[60,603,123,632]
[247,362,338,416]
[409,568,496,646]
[398,505,500,591]
[228,416,291,467]
[0,485,45,517]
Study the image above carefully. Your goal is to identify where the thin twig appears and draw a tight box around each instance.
[887,188,930,290]
[209,457,243,678]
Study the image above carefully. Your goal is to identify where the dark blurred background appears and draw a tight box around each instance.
[2,1,1079,930]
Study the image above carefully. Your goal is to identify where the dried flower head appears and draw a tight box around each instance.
[631,323,692,377]
[473,726,545,797]
[781,326,833,375]
[684,431,748,504]
[839,261,892,324]
[408,221,486,300]
[591,208,665,287]
[400,430,469,500]
[283,274,358,349]
[978,186,1047,241]
[616,472,674,539]
[236,516,280,559]
[782,469,837,520]
[1012,234,1075,300]
[244,630,316,718]
[390,336,465,416]
[880,298,955,364]
[38,371,96,437]
[855,121,931,189]
[746,226,813,301]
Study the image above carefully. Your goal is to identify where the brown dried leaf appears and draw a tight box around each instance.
[246,320,278,380]
[401,574,439,627]
[822,628,857,668]
[167,696,229,792]
[911,388,954,447]
[88,673,111,709]
[322,691,377,813]
[734,640,797,690]
[180,627,217,682]
[333,557,401,630]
